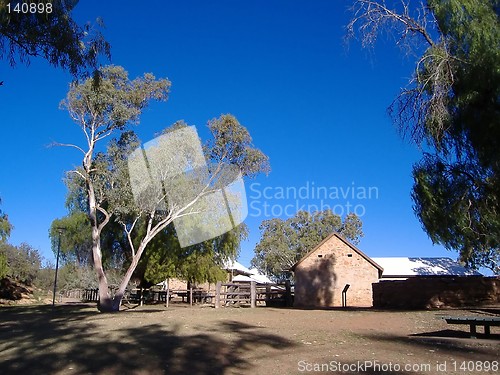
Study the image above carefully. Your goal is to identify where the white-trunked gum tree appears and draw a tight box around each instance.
[60,66,270,311]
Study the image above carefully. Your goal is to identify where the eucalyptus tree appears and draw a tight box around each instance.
[141,222,249,287]
[0,198,12,243]
[59,65,170,311]
[0,198,10,278]
[96,116,269,311]
[0,0,110,78]
[61,70,269,311]
[348,0,500,272]
[0,242,42,285]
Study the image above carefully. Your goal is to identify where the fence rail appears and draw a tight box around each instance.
[82,288,99,302]
[74,282,294,308]
[215,281,292,308]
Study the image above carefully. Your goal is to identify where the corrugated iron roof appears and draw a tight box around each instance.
[372,257,482,277]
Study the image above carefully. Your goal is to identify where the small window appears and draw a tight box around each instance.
[347,254,353,257]
[317,254,323,258]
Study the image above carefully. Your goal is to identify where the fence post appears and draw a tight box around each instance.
[215,281,221,308]
[166,280,170,308]
[285,280,292,307]
[250,281,256,308]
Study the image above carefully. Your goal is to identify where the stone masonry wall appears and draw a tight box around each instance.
[294,235,380,308]
[373,276,500,309]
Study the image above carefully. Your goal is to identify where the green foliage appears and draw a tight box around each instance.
[32,266,55,292]
[60,69,268,310]
[252,210,364,280]
[349,0,500,272]
[34,264,127,293]
[412,0,500,272]
[57,150,132,271]
[60,65,170,136]
[0,197,12,243]
[60,65,171,311]
[0,242,42,285]
[140,223,246,286]
[206,114,271,178]
[412,155,500,274]
[0,0,110,77]
[49,212,92,266]
[93,131,141,220]
[91,117,263,285]
[0,251,9,278]
[56,264,126,290]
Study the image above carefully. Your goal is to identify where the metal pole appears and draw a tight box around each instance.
[52,228,63,306]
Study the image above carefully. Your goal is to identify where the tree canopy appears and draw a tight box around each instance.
[141,223,248,286]
[60,66,270,311]
[0,242,42,285]
[49,211,92,267]
[60,65,170,311]
[251,210,363,281]
[0,0,110,77]
[0,198,12,243]
[348,0,500,273]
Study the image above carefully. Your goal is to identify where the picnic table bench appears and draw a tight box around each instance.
[443,316,500,338]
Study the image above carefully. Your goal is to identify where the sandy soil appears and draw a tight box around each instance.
[0,303,498,374]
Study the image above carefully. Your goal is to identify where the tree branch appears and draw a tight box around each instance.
[49,141,86,155]
[96,206,111,233]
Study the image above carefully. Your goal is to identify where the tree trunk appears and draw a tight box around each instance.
[87,177,113,312]
[111,240,150,311]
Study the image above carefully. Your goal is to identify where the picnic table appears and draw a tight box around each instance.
[443,316,500,338]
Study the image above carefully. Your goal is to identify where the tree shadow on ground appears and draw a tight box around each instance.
[0,304,295,374]
[294,254,337,307]
[360,332,499,358]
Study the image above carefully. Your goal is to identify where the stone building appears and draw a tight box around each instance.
[291,233,383,308]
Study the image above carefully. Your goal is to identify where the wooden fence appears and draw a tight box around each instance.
[79,282,293,308]
[60,289,85,300]
[214,281,293,308]
[79,287,213,306]
[82,288,99,302]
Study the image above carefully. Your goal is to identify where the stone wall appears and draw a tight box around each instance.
[372,276,500,309]
[294,234,380,308]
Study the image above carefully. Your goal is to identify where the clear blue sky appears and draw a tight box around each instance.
[0,1,468,271]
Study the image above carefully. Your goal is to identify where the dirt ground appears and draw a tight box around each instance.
[0,303,498,375]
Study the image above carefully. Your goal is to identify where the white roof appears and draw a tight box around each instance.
[224,260,252,275]
[232,275,254,282]
[373,257,482,277]
[232,273,273,284]
[248,273,273,284]
[225,262,273,284]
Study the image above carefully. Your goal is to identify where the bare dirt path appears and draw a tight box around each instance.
[0,304,498,374]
